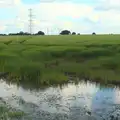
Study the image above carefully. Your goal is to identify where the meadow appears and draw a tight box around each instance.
[0,35,120,86]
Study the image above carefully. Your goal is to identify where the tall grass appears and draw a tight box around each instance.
[0,35,120,85]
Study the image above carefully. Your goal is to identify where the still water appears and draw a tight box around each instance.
[0,79,120,120]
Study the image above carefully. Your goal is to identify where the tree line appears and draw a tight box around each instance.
[0,30,96,36]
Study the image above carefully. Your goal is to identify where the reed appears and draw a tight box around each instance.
[0,35,120,85]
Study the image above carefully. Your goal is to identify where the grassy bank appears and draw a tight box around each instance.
[0,35,120,85]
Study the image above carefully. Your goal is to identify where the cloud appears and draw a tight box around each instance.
[0,0,120,34]
[95,0,120,11]
[0,1,95,33]
[0,0,21,8]
[0,25,6,31]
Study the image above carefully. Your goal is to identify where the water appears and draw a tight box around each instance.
[0,79,120,120]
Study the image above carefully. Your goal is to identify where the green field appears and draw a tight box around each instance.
[0,35,120,86]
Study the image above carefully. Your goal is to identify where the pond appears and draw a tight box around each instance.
[0,78,120,120]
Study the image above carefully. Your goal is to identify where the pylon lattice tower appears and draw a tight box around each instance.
[28,8,34,34]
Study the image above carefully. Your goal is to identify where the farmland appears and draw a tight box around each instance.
[0,35,120,85]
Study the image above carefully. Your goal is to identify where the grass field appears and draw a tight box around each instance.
[0,35,120,86]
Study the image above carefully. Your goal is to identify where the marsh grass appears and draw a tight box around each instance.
[4,40,13,45]
[0,105,25,119]
[0,35,120,85]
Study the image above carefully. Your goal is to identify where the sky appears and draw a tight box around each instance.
[0,0,120,34]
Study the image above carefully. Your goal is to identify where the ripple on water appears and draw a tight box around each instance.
[0,79,120,119]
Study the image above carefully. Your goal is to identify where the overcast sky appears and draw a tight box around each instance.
[0,0,120,34]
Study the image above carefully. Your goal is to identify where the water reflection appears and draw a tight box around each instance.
[0,79,120,119]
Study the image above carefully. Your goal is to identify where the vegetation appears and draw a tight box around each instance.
[36,31,45,35]
[72,32,76,35]
[0,35,120,86]
[92,32,96,35]
[0,105,25,119]
[1,30,45,36]
[60,30,71,35]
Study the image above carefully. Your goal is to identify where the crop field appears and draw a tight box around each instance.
[0,35,120,85]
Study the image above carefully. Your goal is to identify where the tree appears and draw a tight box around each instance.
[37,31,45,35]
[77,33,80,35]
[72,32,76,35]
[0,34,6,36]
[8,31,31,36]
[19,31,24,35]
[24,32,31,35]
[60,30,71,35]
[92,32,96,35]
